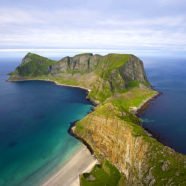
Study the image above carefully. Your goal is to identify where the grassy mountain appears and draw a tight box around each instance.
[10,53,56,77]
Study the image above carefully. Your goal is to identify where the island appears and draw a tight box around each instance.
[9,53,186,185]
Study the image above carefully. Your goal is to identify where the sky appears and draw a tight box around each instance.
[0,0,186,56]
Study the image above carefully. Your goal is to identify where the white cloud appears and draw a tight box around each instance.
[0,7,44,25]
[0,2,185,56]
[159,0,186,5]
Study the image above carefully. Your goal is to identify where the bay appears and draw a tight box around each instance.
[0,56,93,186]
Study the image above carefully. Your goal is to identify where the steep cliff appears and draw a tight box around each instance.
[74,97,186,185]
[51,53,101,73]
[9,52,186,185]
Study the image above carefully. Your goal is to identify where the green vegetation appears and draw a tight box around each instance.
[15,53,56,76]
[110,87,157,111]
[88,80,113,103]
[80,160,125,186]
[96,54,129,77]
[87,54,133,103]
[127,80,140,88]
[36,75,80,86]
[148,143,186,185]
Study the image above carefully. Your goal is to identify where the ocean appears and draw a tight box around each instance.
[141,56,186,154]
[0,53,186,186]
[0,56,93,186]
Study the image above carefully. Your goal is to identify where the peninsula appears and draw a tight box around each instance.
[9,53,186,185]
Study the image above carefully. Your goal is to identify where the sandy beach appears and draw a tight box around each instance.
[41,145,98,186]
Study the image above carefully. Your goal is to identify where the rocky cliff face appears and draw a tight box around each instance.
[119,55,148,85]
[74,102,186,185]
[51,53,148,86]
[51,53,101,74]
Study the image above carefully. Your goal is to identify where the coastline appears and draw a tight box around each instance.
[135,90,160,115]
[9,78,99,186]
[8,78,91,92]
[134,89,160,137]
[9,77,162,185]
[41,145,98,186]
[10,78,160,151]
[8,78,99,106]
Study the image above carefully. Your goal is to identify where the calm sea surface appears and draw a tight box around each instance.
[0,56,93,186]
[141,56,186,154]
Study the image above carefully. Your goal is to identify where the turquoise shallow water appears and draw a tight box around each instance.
[0,57,93,186]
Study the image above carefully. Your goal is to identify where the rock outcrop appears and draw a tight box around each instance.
[51,53,101,74]
[119,55,148,85]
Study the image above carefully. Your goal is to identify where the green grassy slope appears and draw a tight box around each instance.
[80,160,126,186]
[11,53,56,77]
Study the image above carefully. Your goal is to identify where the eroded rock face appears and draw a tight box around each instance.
[119,55,148,85]
[51,57,70,73]
[51,53,101,74]
[108,69,126,91]
[51,54,147,81]
[74,105,152,185]
[74,103,186,185]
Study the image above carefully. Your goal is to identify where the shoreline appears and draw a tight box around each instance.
[134,91,174,146]
[41,145,98,186]
[134,89,161,137]
[8,78,99,106]
[8,78,91,92]
[136,90,161,116]
[69,124,94,155]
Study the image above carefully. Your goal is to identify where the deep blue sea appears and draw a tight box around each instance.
[0,56,93,186]
[141,56,186,154]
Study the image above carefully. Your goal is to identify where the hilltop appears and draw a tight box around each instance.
[9,53,186,185]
